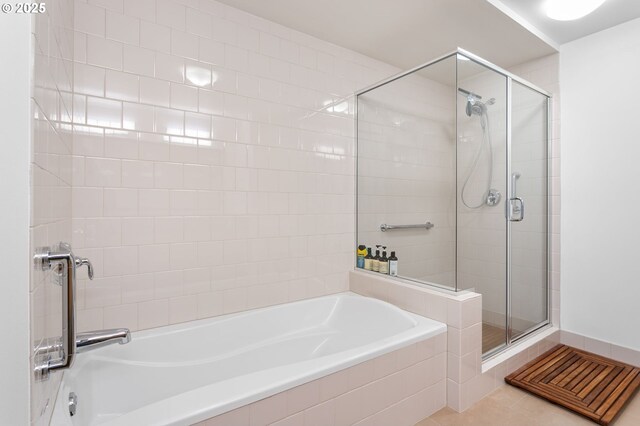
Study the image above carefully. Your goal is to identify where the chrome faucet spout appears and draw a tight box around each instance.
[75,328,131,354]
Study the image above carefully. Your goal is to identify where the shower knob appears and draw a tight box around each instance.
[486,189,501,206]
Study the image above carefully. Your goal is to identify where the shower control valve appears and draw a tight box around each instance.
[486,189,501,206]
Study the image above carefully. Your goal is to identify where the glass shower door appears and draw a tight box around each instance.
[508,81,549,342]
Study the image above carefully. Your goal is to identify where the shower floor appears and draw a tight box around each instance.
[483,323,507,353]
[482,322,529,354]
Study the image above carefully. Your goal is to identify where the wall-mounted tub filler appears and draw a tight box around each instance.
[33,242,131,381]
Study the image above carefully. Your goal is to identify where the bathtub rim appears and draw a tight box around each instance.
[52,291,447,426]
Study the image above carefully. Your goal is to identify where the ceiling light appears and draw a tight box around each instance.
[544,0,607,21]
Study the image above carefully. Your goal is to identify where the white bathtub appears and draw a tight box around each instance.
[51,292,446,426]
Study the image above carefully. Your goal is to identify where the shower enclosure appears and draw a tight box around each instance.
[356,49,550,358]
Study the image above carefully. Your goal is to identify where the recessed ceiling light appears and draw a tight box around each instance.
[544,0,608,21]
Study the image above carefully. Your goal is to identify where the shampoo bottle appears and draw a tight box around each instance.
[372,250,381,272]
[379,251,389,274]
[389,251,398,277]
[356,245,367,268]
[364,247,373,271]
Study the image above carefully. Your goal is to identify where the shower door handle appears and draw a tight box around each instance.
[508,197,524,222]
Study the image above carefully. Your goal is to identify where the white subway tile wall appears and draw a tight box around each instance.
[71,0,401,332]
[31,0,75,424]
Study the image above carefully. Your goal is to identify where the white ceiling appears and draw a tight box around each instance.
[216,0,557,71]
[490,0,640,45]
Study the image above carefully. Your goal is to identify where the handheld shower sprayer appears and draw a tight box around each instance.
[458,87,500,209]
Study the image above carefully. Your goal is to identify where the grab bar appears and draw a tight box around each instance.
[33,242,93,380]
[380,222,434,232]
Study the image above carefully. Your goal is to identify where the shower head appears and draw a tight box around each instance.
[465,95,485,117]
[458,88,495,117]
[464,95,495,117]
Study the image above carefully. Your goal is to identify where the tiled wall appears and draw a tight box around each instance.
[30,0,75,424]
[196,332,446,426]
[357,69,456,286]
[349,270,483,411]
[70,0,400,332]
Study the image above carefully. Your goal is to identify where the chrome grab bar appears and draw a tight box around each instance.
[33,242,94,380]
[380,222,434,232]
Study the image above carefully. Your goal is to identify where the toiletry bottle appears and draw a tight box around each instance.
[379,251,389,274]
[357,245,367,269]
[364,247,373,271]
[389,251,398,277]
[372,250,380,272]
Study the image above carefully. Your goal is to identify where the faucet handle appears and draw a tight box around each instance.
[75,257,94,280]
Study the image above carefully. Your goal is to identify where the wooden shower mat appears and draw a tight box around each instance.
[505,344,640,425]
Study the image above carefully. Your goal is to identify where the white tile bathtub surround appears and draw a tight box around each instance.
[30,0,75,424]
[195,333,447,426]
[71,0,403,331]
[349,270,561,412]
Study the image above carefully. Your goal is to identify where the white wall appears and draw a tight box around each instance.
[561,17,640,351]
[0,13,31,426]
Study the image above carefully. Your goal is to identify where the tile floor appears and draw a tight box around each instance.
[415,384,640,426]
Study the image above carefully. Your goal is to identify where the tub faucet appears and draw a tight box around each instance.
[33,242,132,380]
[36,328,131,361]
[76,328,131,353]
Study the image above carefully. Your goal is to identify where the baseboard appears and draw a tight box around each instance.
[560,330,640,367]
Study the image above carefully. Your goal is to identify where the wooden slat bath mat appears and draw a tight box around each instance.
[505,344,640,425]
